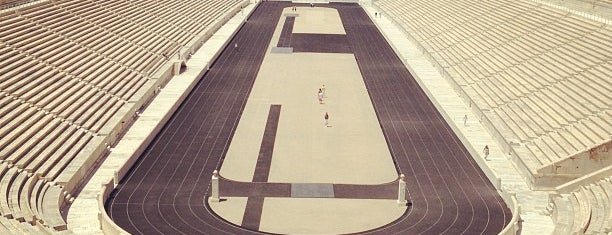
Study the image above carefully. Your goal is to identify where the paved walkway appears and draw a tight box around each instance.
[363,4,555,234]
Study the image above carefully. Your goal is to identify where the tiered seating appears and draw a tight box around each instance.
[0,216,41,234]
[549,177,612,234]
[0,0,245,232]
[594,0,612,8]
[0,163,44,234]
[0,0,36,9]
[376,0,612,173]
[568,0,612,15]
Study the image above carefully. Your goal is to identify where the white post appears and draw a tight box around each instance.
[173,61,180,75]
[397,174,407,206]
[211,170,220,202]
[113,171,119,187]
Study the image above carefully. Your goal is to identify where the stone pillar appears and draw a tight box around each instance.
[114,171,119,187]
[210,170,220,203]
[397,174,407,206]
[173,60,181,75]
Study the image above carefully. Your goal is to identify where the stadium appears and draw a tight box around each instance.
[0,0,610,234]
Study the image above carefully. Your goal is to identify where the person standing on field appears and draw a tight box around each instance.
[318,89,324,104]
[320,84,326,98]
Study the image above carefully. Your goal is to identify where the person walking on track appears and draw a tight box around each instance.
[483,145,490,160]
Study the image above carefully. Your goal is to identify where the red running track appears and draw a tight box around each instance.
[106,2,511,234]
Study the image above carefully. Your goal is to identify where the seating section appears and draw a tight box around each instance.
[0,0,36,10]
[0,216,43,234]
[376,0,612,173]
[589,0,612,8]
[0,0,244,232]
[549,177,612,234]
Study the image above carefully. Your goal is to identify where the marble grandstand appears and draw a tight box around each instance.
[550,0,612,18]
[0,0,246,233]
[374,0,611,233]
[376,0,611,187]
[0,0,609,234]
[548,174,612,234]
[1,0,38,10]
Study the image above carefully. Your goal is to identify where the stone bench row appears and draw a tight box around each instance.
[0,42,152,105]
[0,162,75,233]
[377,0,610,86]
[155,0,237,28]
[382,0,599,43]
[61,0,178,57]
[93,0,194,48]
[481,91,610,166]
[495,108,609,166]
[382,0,552,40]
[0,216,42,234]
[0,103,105,180]
[1,151,108,234]
[0,11,165,78]
[468,76,609,145]
[467,64,609,112]
[550,177,612,234]
[426,17,601,62]
[0,49,137,103]
[0,66,129,135]
[129,0,209,36]
[435,13,605,55]
[443,30,610,86]
[378,0,611,88]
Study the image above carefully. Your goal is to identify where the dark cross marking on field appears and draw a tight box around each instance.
[273,13,352,54]
[241,104,281,230]
[221,178,398,199]
[277,16,295,47]
[291,33,352,53]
